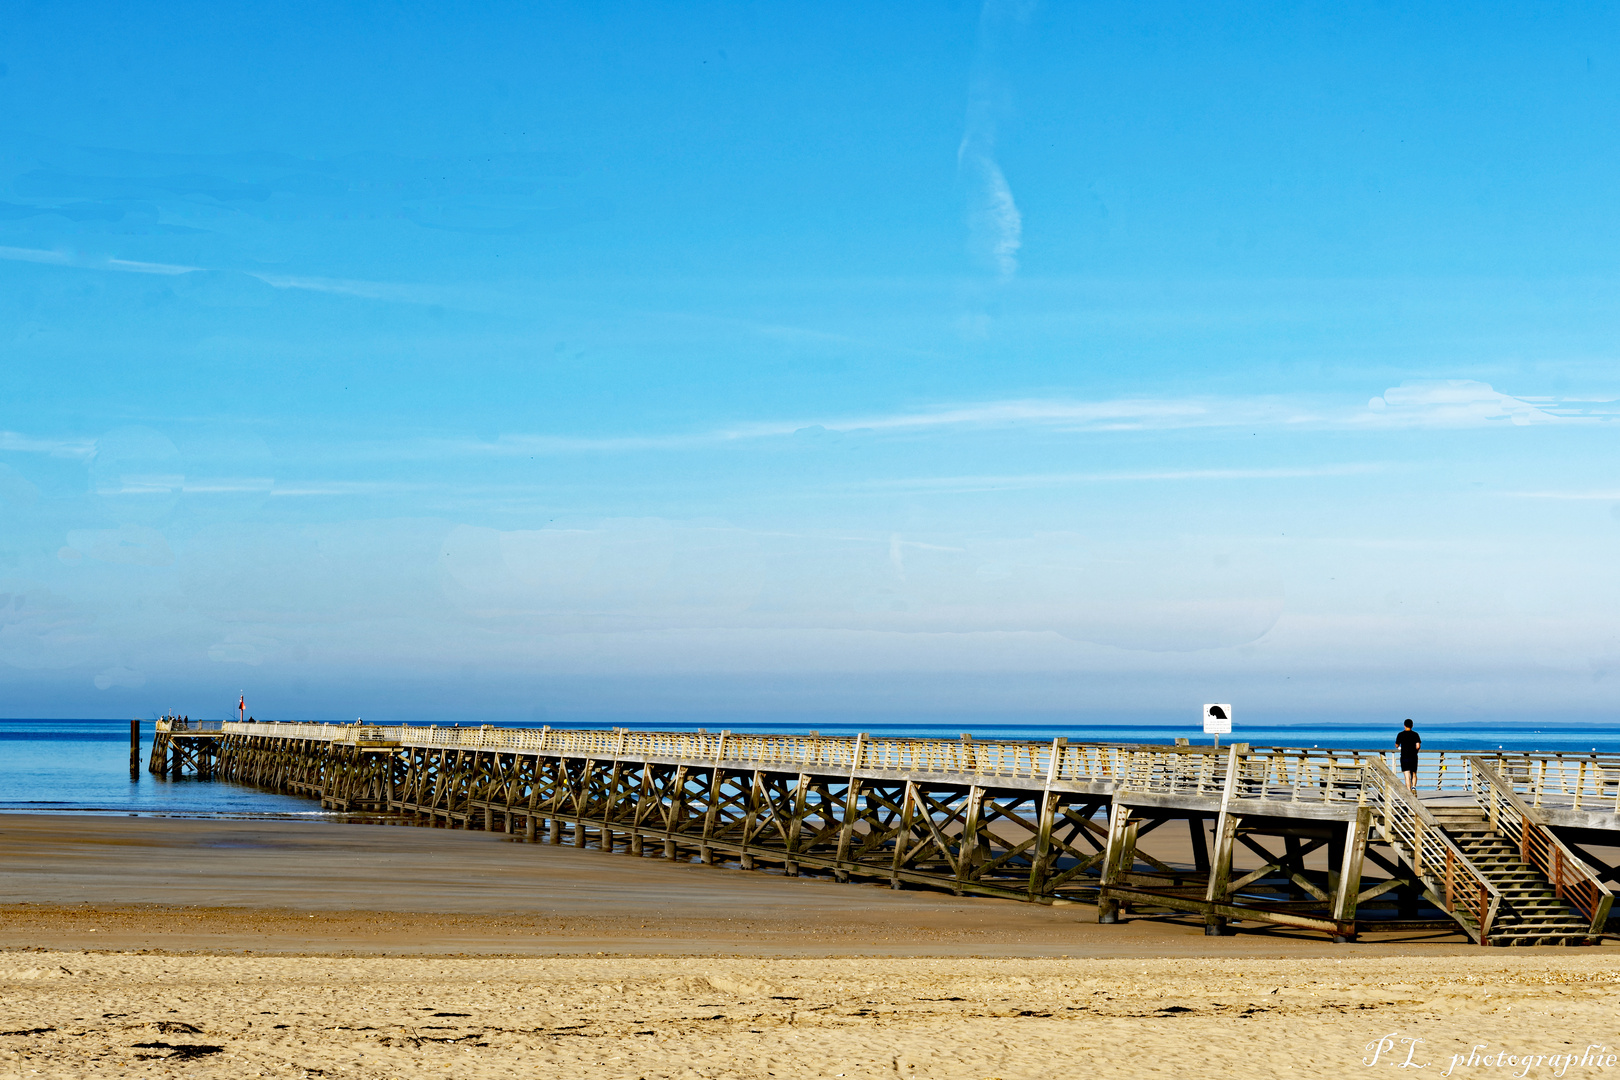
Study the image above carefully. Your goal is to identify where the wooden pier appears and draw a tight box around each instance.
[147,715,222,779]
[152,719,1620,946]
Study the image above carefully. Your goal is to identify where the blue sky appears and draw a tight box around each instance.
[2,1,1619,726]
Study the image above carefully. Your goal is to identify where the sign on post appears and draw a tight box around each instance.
[1203,704,1232,747]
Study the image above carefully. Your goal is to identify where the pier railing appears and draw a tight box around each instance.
[218,721,1480,798]
[1109,746,1372,805]
[1468,757,1613,937]
[1475,752,1620,815]
[156,718,224,733]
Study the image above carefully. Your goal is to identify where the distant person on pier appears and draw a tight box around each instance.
[1395,719,1421,792]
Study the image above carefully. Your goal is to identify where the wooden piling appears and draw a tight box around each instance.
[1097,798,1132,923]
[1330,806,1372,939]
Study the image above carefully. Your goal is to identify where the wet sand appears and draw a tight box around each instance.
[0,813,1479,957]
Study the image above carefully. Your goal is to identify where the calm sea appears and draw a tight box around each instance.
[3,717,1617,819]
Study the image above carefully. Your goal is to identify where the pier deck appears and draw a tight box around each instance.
[151,720,1620,946]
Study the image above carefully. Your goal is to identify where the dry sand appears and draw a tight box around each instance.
[3,815,1617,1078]
[5,953,1619,1079]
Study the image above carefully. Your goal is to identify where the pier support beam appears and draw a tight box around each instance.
[1203,744,1246,936]
[1098,799,1134,924]
[1204,813,1240,935]
[1189,816,1210,874]
[889,780,917,890]
[1026,791,1057,900]
[1330,806,1372,941]
[783,773,808,878]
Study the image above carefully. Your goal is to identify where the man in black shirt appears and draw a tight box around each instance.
[1395,719,1421,792]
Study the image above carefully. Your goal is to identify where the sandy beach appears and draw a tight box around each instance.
[6,952,1620,1079]
[3,814,1616,1079]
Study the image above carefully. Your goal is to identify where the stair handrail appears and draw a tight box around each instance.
[1467,756,1614,940]
[1366,757,1502,944]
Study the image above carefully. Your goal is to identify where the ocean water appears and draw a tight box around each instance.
[3,716,1617,819]
[0,719,321,818]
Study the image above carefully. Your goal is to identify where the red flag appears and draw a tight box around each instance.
[238,694,245,718]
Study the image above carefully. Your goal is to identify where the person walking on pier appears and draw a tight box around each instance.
[1395,719,1421,791]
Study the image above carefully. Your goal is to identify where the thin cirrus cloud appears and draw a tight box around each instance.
[1360,380,1614,426]
[1500,490,1620,500]
[457,381,1606,458]
[0,244,195,276]
[846,463,1388,496]
[958,0,1034,279]
[0,245,431,303]
[0,381,1601,502]
[463,397,1244,456]
[0,430,95,458]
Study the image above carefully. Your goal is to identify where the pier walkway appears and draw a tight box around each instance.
[151,720,1620,946]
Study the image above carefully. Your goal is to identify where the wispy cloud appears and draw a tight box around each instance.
[441,380,1609,458]
[729,397,1238,436]
[1359,380,1613,427]
[468,397,1264,456]
[7,382,1603,482]
[180,478,275,495]
[0,245,433,303]
[1501,490,1620,500]
[249,272,439,303]
[268,480,439,497]
[0,245,196,276]
[849,463,1388,495]
[0,430,96,458]
[959,0,1033,279]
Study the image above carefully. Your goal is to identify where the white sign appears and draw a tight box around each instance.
[1202,703,1233,734]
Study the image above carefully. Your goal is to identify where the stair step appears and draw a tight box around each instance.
[1490,919,1581,932]
[1406,820,1597,945]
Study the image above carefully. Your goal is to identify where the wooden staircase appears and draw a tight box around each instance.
[1430,807,1594,945]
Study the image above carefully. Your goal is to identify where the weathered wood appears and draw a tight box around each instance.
[1097,799,1133,923]
[1330,806,1373,938]
[1204,812,1241,936]
[1188,816,1210,873]
[1027,791,1056,899]
[833,739,864,883]
[783,773,809,876]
